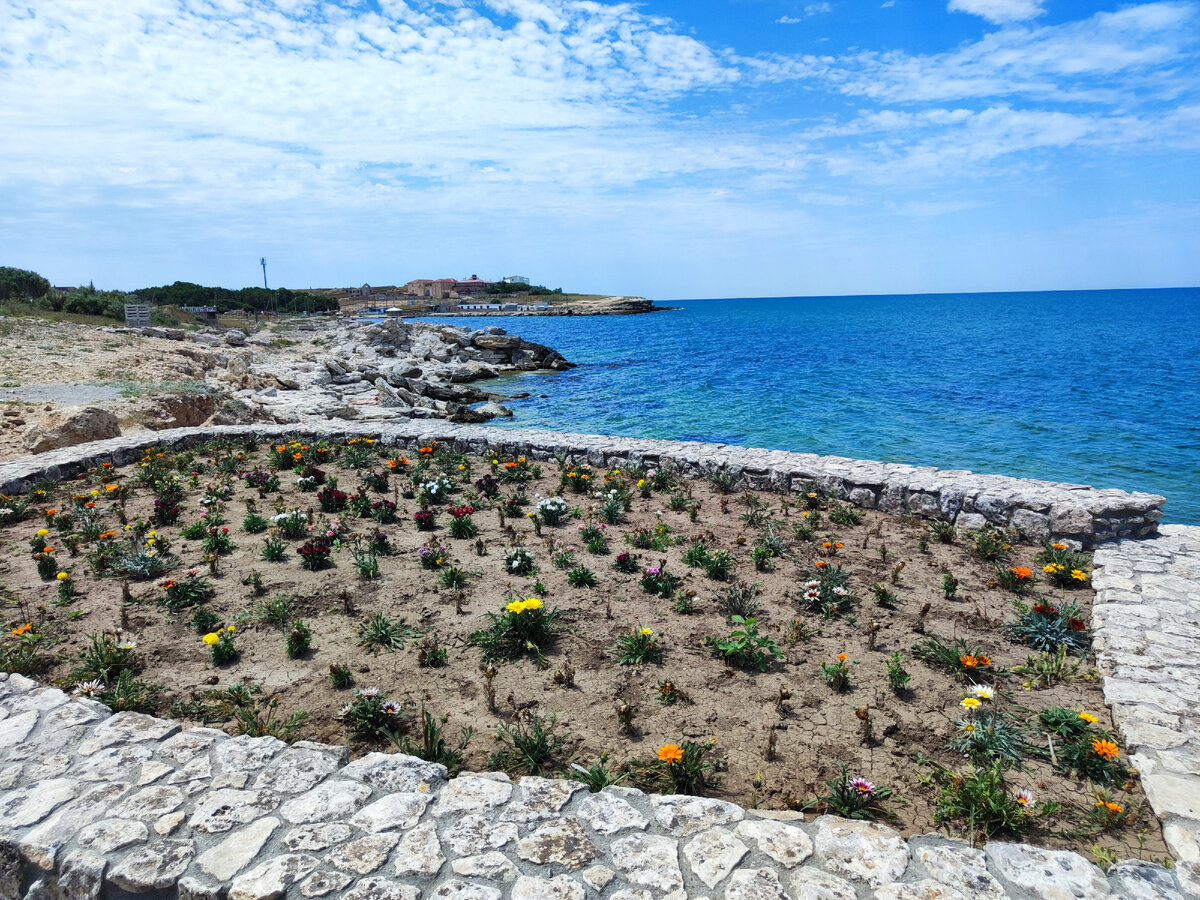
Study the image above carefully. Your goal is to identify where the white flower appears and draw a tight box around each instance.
[971,685,995,701]
[73,679,103,696]
[118,641,136,650]
[804,580,820,590]
[358,687,379,697]
[338,704,352,717]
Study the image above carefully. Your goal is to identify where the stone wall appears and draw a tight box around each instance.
[2,674,1196,900]
[0,423,1167,547]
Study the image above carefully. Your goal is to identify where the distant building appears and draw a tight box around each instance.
[404,275,496,299]
[502,275,530,285]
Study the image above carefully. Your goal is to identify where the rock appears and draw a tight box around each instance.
[501,777,583,823]
[432,774,512,817]
[279,779,372,823]
[340,751,447,794]
[299,870,353,898]
[0,778,78,827]
[788,867,858,900]
[909,837,1007,900]
[515,819,600,869]
[188,788,280,833]
[109,784,186,820]
[342,876,421,900]
[875,880,969,900]
[450,851,519,882]
[510,875,586,900]
[574,792,649,835]
[224,329,248,346]
[428,881,502,900]
[476,401,513,419]
[349,793,430,833]
[22,407,120,453]
[609,834,684,893]
[77,712,180,753]
[725,868,791,900]
[329,833,399,875]
[735,818,813,868]
[107,838,195,892]
[392,822,444,877]
[253,746,342,794]
[140,394,217,430]
[228,853,319,900]
[651,795,744,836]
[282,824,355,852]
[196,817,279,881]
[76,818,149,854]
[682,827,749,888]
[812,815,908,888]
[57,850,106,900]
[442,814,519,857]
[1107,861,1188,900]
[985,842,1111,899]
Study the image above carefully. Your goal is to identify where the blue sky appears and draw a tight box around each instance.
[1,0,1198,299]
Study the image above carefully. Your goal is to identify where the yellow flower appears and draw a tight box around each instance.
[523,598,543,611]
[960,697,981,710]
[640,628,652,636]
[1042,564,1057,573]
[202,632,220,645]
[36,528,49,537]
[56,571,69,581]
[637,480,645,488]
[1078,711,1098,724]
[657,744,684,763]
[1071,569,1088,581]
[506,599,530,614]
[226,625,235,633]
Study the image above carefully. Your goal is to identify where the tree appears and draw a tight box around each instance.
[0,267,51,301]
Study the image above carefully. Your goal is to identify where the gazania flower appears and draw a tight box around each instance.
[1011,567,1032,580]
[836,653,847,662]
[1051,543,1067,550]
[959,655,978,668]
[1078,711,1098,724]
[56,571,70,581]
[1015,789,1034,806]
[976,656,991,667]
[1091,738,1120,761]
[960,697,981,710]
[640,628,653,636]
[1098,800,1122,814]
[36,528,49,537]
[11,623,32,636]
[971,685,994,700]
[382,701,402,715]
[73,679,104,697]
[1071,569,1088,582]
[848,777,874,796]
[657,744,684,763]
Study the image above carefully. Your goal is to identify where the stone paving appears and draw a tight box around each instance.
[2,673,1197,900]
[1093,525,1200,870]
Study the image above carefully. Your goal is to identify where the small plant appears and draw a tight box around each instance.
[640,564,676,598]
[1036,542,1091,588]
[715,580,761,619]
[254,594,295,627]
[504,546,536,576]
[885,652,912,692]
[394,706,473,773]
[871,583,897,608]
[203,626,238,665]
[242,512,269,534]
[272,510,309,539]
[942,573,959,600]
[821,653,851,691]
[329,663,355,689]
[438,566,469,589]
[357,613,419,652]
[798,566,858,619]
[614,552,639,574]
[682,541,711,568]
[646,741,719,796]
[469,596,561,665]
[417,633,449,667]
[369,499,397,524]
[931,520,957,543]
[72,632,138,684]
[750,544,774,572]
[703,549,734,581]
[286,619,312,658]
[157,572,214,611]
[296,538,334,571]
[340,688,408,743]
[261,535,287,562]
[1009,601,1090,654]
[705,616,782,671]
[783,617,818,644]
[488,711,568,776]
[968,527,1011,562]
[570,756,627,792]
[552,548,576,569]
[610,626,663,665]
[351,547,380,580]
[924,758,1039,845]
[828,503,862,527]
[1011,645,1086,689]
[317,487,349,513]
[913,636,994,676]
[537,496,570,526]
[414,507,437,531]
[89,669,164,715]
[567,565,597,588]
[672,592,695,614]
[707,468,736,494]
[656,679,685,705]
[447,506,478,539]
[180,521,208,540]
[996,565,1035,594]
[418,544,449,570]
[190,607,220,633]
[820,762,893,820]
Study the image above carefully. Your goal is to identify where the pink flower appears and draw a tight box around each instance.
[849,777,874,796]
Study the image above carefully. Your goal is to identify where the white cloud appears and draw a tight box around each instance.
[777,15,803,24]
[947,0,1045,24]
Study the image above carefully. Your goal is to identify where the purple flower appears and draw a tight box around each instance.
[849,777,874,796]
[647,566,660,576]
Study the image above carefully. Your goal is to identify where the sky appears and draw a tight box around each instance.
[1,0,1198,299]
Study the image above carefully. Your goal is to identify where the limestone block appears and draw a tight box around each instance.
[450,851,519,883]
[874,880,968,900]
[511,875,587,900]
[909,837,1007,900]
[188,788,280,833]
[432,774,512,817]
[682,827,749,888]
[650,795,744,836]
[441,813,518,856]
[392,823,444,877]
[735,818,813,868]
[609,834,684,893]
[813,815,909,888]
[76,818,149,855]
[515,818,599,869]
[298,870,353,898]
[349,793,429,833]
[341,876,420,900]
[196,817,279,881]
[427,881,501,900]
[724,868,790,900]
[501,776,582,822]
[328,833,398,875]
[574,791,649,835]
[341,752,446,793]
[107,839,195,892]
[282,824,355,852]
[1107,861,1189,900]
[788,867,858,900]
[227,853,319,900]
[279,780,372,823]
[985,842,1110,899]
[253,746,342,794]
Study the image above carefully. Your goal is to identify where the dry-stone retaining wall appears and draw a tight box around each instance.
[2,673,1197,900]
[0,423,1167,547]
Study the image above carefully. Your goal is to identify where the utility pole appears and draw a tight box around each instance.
[260,258,268,290]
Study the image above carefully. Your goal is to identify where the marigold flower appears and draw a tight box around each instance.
[836,653,847,662]
[36,528,49,537]
[960,697,981,710]
[56,571,69,581]
[1078,711,1098,724]
[657,744,684,763]
[202,632,220,645]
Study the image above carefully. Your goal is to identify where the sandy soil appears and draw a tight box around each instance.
[0,438,1167,863]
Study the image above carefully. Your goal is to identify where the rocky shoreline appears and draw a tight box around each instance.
[1,317,574,458]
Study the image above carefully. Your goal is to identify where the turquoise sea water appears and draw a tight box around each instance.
[414,288,1200,524]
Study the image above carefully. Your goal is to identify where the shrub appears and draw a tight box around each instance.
[925,759,1041,845]
[488,711,568,776]
[260,535,287,562]
[828,503,862,527]
[567,565,596,588]
[820,762,893,820]
[156,573,213,611]
[1008,602,1089,654]
[703,549,734,581]
[504,546,536,576]
[340,688,408,743]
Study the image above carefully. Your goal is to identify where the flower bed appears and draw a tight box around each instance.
[0,436,1168,864]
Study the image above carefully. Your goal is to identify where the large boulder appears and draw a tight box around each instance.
[22,407,121,453]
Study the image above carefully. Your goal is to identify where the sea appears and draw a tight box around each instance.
[411,287,1200,525]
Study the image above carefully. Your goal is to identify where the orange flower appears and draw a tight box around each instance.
[11,623,32,636]
[42,546,54,554]
[960,655,978,668]
[1098,800,1123,814]
[46,509,56,516]
[814,560,828,568]
[388,460,398,468]
[657,744,684,764]
[836,653,847,662]
[977,655,992,666]
[1011,567,1032,579]
[1051,543,1067,550]
[1091,738,1119,761]
[293,452,303,459]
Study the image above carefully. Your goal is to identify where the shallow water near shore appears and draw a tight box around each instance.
[414,287,1200,524]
